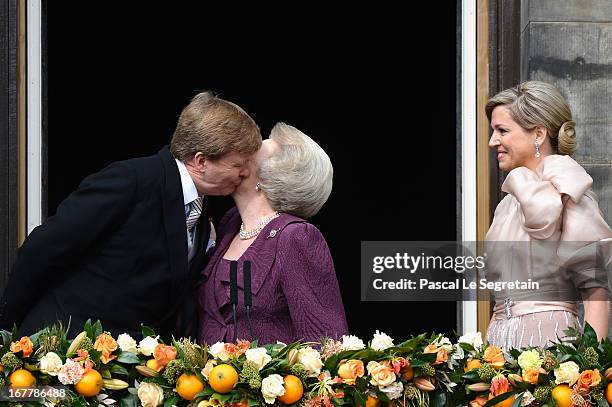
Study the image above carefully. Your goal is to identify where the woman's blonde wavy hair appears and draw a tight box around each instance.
[485,81,577,155]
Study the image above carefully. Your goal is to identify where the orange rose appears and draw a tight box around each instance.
[575,369,601,394]
[94,333,118,364]
[10,336,33,358]
[367,361,396,387]
[483,345,505,369]
[522,368,541,385]
[435,348,448,365]
[153,344,177,368]
[338,359,365,384]
[470,396,488,407]
[424,344,438,354]
[423,344,448,365]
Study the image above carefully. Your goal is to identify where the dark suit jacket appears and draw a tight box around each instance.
[0,147,209,340]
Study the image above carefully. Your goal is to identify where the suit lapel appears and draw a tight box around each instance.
[158,147,189,297]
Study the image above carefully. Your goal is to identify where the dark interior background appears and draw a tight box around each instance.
[46,4,458,341]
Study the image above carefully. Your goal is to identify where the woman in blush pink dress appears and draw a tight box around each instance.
[484,81,611,350]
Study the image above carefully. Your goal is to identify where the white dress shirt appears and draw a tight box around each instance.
[175,159,201,262]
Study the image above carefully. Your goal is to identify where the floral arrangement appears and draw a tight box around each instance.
[456,325,612,407]
[0,321,609,407]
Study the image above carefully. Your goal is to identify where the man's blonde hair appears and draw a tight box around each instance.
[170,91,261,160]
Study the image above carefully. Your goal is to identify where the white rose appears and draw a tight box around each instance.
[297,347,323,376]
[341,335,365,351]
[39,352,63,376]
[201,359,217,380]
[434,336,454,352]
[380,381,404,400]
[554,361,580,386]
[246,348,272,371]
[138,336,159,356]
[261,374,286,404]
[137,382,165,407]
[371,330,394,351]
[458,332,483,349]
[209,342,230,362]
[117,333,138,354]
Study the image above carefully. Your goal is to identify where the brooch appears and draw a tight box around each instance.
[267,228,281,239]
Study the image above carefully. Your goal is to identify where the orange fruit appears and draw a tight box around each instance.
[176,372,206,400]
[74,370,104,397]
[231,401,249,407]
[488,392,515,407]
[551,384,572,407]
[365,395,381,407]
[8,369,36,387]
[208,364,238,394]
[277,375,304,404]
[605,382,612,405]
[464,359,481,372]
[401,366,414,380]
[146,358,164,372]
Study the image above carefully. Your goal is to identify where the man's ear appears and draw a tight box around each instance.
[193,152,208,171]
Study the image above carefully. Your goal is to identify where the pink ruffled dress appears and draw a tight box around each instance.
[485,155,611,350]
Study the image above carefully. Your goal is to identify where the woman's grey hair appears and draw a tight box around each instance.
[485,81,577,155]
[258,122,333,218]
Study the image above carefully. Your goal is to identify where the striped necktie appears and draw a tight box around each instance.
[186,196,203,231]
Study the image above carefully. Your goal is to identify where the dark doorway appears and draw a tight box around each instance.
[46,4,458,340]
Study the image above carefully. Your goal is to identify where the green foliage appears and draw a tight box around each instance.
[477,363,496,381]
[163,358,185,385]
[1,351,22,370]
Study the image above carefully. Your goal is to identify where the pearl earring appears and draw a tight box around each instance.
[534,141,541,158]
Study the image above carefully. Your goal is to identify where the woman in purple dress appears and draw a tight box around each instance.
[198,122,348,345]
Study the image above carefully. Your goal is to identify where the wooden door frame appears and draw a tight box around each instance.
[474,0,522,334]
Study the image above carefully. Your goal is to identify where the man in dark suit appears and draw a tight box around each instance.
[0,91,261,339]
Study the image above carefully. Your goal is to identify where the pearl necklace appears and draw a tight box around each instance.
[239,211,281,240]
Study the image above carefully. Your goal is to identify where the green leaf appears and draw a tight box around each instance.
[511,396,522,407]
[116,351,141,364]
[484,391,516,407]
[110,363,130,376]
[118,393,140,407]
[412,353,437,365]
[582,322,598,347]
[459,342,477,353]
[84,319,95,340]
[212,392,234,403]
[430,390,447,407]
[164,396,180,407]
[0,330,12,353]
[141,325,156,338]
[395,333,428,351]
[92,320,104,338]
[101,368,112,379]
[462,370,481,381]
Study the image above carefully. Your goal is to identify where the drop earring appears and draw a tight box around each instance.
[255,182,261,191]
[534,141,541,158]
